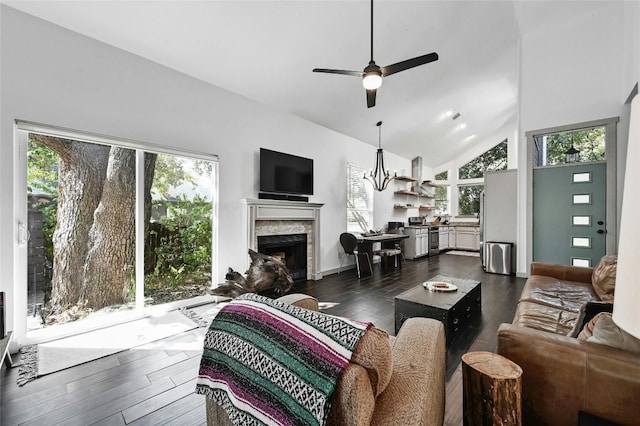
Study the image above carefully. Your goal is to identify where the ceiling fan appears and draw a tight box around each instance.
[313,0,439,108]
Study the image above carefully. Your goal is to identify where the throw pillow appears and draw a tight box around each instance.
[577,312,611,341]
[591,254,617,302]
[587,314,640,354]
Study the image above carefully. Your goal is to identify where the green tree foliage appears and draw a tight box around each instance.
[459,140,508,179]
[435,186,449,214]
[541,127,605,165]
[435,170,448,181]
[27,139,59,195]
[150,194,212,287]
[152,155,197,199]
[458,185,483,215]
[28,139,59,262]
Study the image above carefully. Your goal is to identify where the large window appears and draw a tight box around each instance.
[435,185,450,215]
[456,140,508,216]
[347,163,373,234]
[458,140,508,179]
[458,184,483,216]
[435,170,448,181]
[434,170,450,214]
[21,124,217,337]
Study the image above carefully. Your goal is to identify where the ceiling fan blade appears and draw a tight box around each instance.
[381,52,439,77]
[313,68,363,77]
[366,89,377,108]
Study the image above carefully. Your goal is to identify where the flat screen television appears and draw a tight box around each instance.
[260,148,314,195]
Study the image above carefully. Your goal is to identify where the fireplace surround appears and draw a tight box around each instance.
[243,199,323,281]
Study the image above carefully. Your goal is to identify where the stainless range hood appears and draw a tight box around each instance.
[411,156,422,193]
[412,156,432,196]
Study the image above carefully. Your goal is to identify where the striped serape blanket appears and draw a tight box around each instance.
[196,293,372,426]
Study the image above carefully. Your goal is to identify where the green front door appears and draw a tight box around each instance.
[533,162,606,267]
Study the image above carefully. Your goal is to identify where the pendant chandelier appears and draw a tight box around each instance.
[364,121,396,191]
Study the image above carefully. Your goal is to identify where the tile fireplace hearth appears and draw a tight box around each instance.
[243,199,324,281]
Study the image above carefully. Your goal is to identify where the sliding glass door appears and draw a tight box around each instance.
[144,153,215,306]
[16,123,218,343]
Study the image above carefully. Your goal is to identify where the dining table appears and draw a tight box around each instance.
[356,233,410,277]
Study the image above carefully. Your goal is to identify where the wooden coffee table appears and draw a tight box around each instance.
[394,275,481,345]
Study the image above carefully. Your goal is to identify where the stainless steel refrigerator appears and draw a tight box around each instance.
[480,169,517,274]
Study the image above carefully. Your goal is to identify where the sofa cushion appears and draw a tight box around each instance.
[577,311,611,340]
[512,301,580,335]
[519,275,597,313]
[591,254,617,302]
[569,301,614,338]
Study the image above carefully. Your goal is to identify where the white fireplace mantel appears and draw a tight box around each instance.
[242,198,324,280]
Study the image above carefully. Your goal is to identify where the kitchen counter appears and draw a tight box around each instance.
[404,222,478,229]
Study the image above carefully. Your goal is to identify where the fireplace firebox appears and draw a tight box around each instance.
[257,234,307,282]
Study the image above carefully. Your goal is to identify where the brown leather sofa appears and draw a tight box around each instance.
[497,261,640,426]
[205,293,446,426]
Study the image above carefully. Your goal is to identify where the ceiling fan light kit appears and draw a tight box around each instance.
[362,68,382,90]
[313,0,438,108]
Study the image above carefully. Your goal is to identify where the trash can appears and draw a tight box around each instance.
[485,242,513,275]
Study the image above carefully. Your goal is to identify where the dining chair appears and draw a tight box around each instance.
[339,232,371,278]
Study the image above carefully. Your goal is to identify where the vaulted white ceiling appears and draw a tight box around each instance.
[5,1,527,167]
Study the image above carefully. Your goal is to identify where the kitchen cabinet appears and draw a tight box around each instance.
[404,227,429,259]
[421,229,429,255]
[454,226,480,251]
[439,226,449,250]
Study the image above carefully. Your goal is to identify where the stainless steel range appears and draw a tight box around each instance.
[428,226,439,256]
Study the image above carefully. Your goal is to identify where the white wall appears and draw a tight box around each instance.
[623,1,640,95]
[0,6,412,341]
[516,1,630,275]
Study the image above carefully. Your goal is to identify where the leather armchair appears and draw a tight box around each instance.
[205,293,446,426]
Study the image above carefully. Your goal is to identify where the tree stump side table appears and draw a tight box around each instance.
[462,351,523,426]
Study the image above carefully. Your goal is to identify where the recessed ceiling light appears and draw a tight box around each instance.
[445,110,453,117]
[465,134,477,141]
[458,123,467,130]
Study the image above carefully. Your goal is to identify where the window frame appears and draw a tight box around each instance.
[13,120,219,345]
[435,184,450,215]
[457,182,484,216]
[346,162,373,234]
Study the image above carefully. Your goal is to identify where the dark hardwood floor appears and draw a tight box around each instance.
[1,253,524,426]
